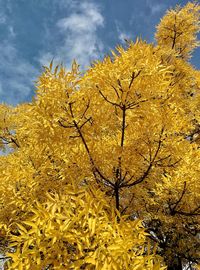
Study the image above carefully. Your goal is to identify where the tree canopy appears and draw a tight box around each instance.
[0,2,200,270]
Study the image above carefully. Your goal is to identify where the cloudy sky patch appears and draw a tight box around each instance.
[0,0,199,105]
[39,1,104,69]
[0,40,38,104]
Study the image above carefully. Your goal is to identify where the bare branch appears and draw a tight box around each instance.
[97,86,121,107]
[169,181,187,215]
[137,152,150,163]
[80,100,90,120]
[69,102,75,118]
[79,117,92,129]
[154,154,171,164]
[117,79,123,92]
[126,99,148,109]
[121,127,165,188]
[172,206,200,217]
[123,163,153,187]
[10,137,20,148]
[58,120,74,128]
[129,70,142,89]
[111,85,120,99]
[121,193,135,214]
[129,72,135,89]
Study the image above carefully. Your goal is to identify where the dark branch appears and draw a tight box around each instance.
[126,99,148,109]
[128,70,142,89]
[111,85,120,99]
[172,206,200,217]
[169,181,187,215]
[121,127,164,188]
[80,100,90,120]
[97,86,121,107]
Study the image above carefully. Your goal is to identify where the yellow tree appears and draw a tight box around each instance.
[0,2,200,270]
[0,66,165,270]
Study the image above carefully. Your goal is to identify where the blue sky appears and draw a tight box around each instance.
[0,0,199,105]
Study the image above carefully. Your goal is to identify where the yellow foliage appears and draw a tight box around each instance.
[155,2,200,59]
[4,186,165,270]
[0,1,199,270]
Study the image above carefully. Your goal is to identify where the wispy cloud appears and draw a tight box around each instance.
[0,1,39,104]
[115,22,133,44]
[150,4,165,15]
[0,40,38,105]
[0,12,6,24]
[128,0,166,42]
[147,1,166,15]
[39,1,104,69]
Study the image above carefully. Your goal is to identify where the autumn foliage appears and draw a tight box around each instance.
[0,2,200,270]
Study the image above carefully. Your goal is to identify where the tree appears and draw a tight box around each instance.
[0,2,199,270]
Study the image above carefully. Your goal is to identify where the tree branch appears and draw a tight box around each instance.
[121,127,164,187]
[169,181,187,214]
[97,86,121,108]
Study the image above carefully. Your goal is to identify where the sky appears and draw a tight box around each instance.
[0,0,199,105]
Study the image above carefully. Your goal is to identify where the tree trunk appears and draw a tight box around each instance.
[115,186,120,211]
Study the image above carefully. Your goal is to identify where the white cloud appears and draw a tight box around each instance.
[39,52,54,67]
[0,12,6,24]
[146,1,166,15]
[150,4,165,15]
[39,1,104,69]
[0,41,38,104]
[115,22,133,44]
[0,0,38,104]
[8,26,16,38]
[118,32,132,43]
